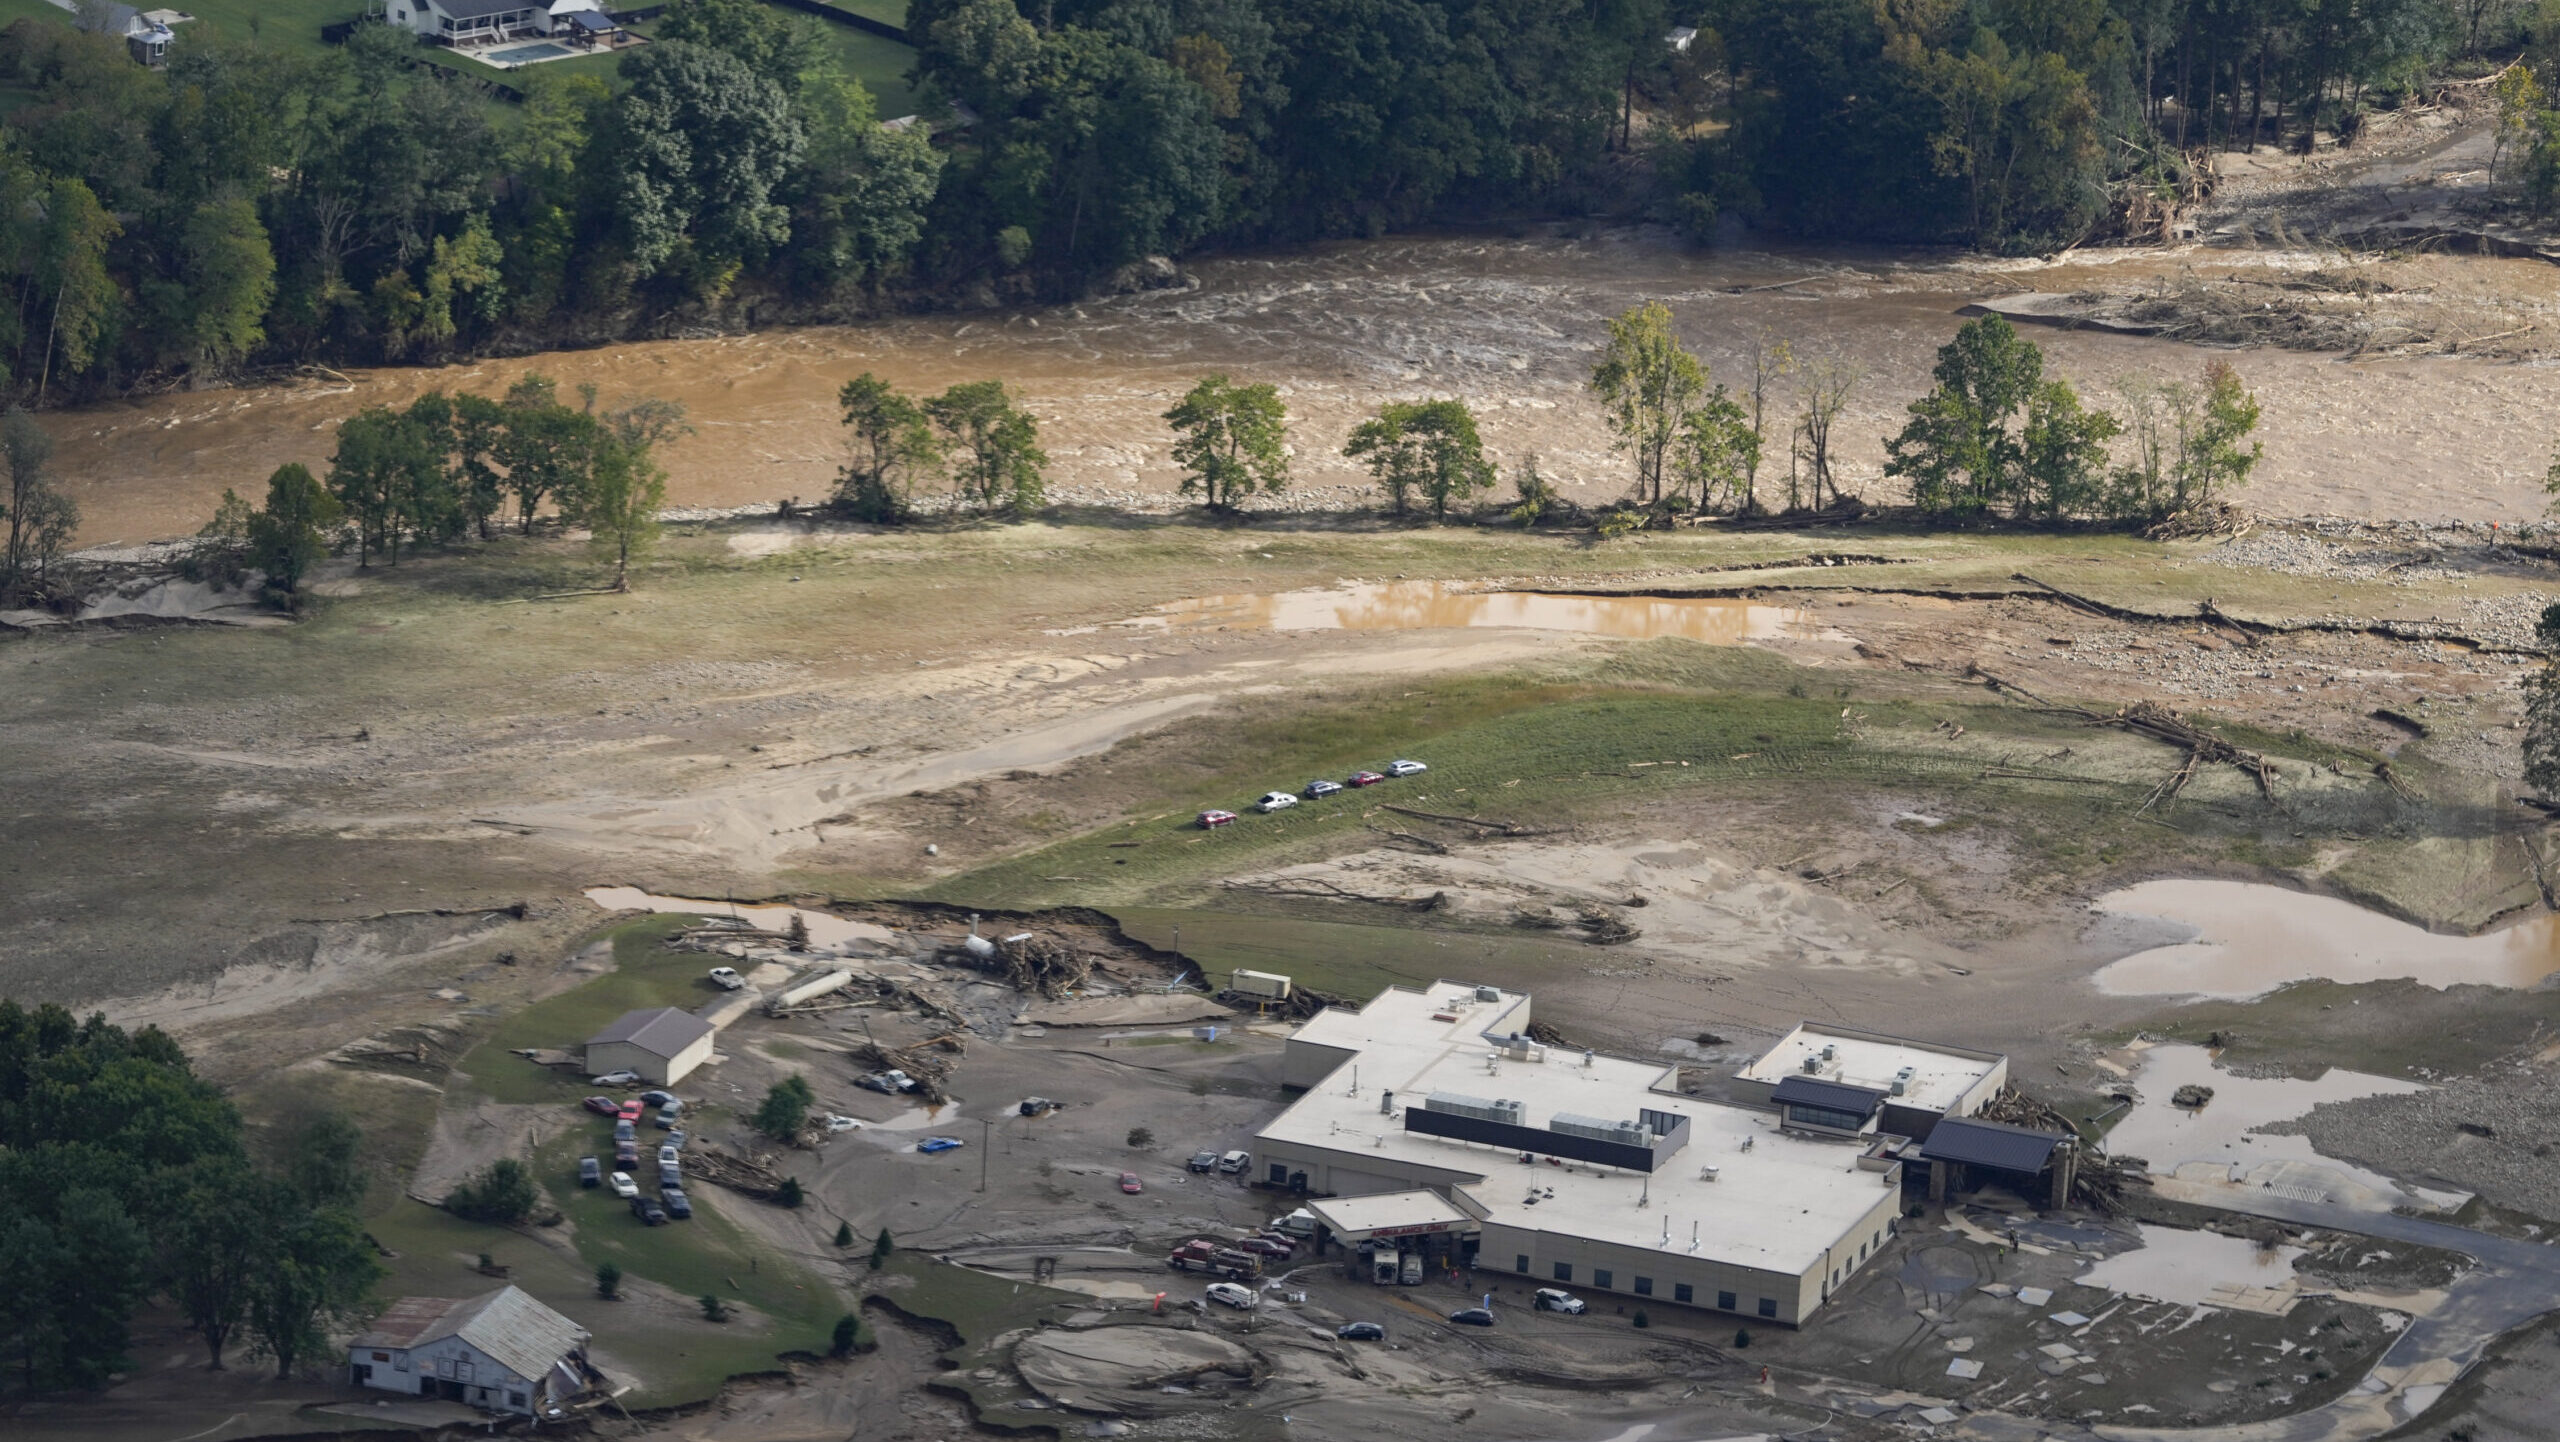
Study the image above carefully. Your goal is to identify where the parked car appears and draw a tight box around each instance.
[1119,1172,1144,1194]
[658,1144,681,1169]
[1336,1322,1386,1341]
[615,1140,641,1168]
[1272,1208,1319,1238]
[1255,791,1299,813]
[658,1162,682,1189]
[664,1129,688,1150]
[616,1100,645,1123]
[1532,1288,1586,1315]
[1235,1236,1293,1258]
[706,966,745,990]
[608,1171,639,1199]
[917,1136,964,1154]
[1448,1307,1496,1327]
[1198,809,1238,829]
[639,1089,675,1108]
[613,1120,636,1144]
[655,1101,683,1129]
[582,1095,620,1117]
[1346,770,1385,788]
[659,1187,692,1220]
[1387,759,1428,777]
[592,1070,642,1087]
[1188,1150,1221,1173]
[578,1157,602,1189]
[1303,779,1344,799]
[1217,1150,1252,1174]
[857,1069,918,1094]
[822,1114,863,1133]
[630,1197,667,1225]
[1204,1282,1257,1310]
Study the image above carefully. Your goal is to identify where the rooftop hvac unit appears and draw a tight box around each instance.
[1820,1043,1836,1061]
[1890,1066,1914,1097]
[1379,1088,1395,1116]
[1549,1113,1655,1147]
[1425,1093,1526,1126]
[1502,1040,1546,1063]
[1474,985,1501,1003]
[1698,1164,1721,1182]
[1801,1056,1822,1075]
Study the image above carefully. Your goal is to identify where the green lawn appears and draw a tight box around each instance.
[368,1191,844,1406]
[798,13,919,114]
[452,912,718,1105]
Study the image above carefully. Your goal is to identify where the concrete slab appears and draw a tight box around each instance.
[2016,1287,2053,1306]
[1945,1359,1983,1380]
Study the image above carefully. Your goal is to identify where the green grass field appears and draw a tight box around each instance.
[452,912,721,1105]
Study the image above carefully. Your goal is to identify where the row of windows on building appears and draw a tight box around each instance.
[1512,1255,1779,1317]
[1507,1223,1893,1319]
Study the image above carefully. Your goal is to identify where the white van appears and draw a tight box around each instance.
[1273,1208,1319,1238]
[1217,1150,1252,1175]
[1205,1282,1258,1310]
[1371,1248,1401,1285]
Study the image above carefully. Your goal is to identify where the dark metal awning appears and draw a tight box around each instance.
[1918,1116,2068,1173]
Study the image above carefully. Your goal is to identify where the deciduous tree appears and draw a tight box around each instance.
[834,373,940,523]
[1343,399,1494,517]
[1590,303,1704,505]
[926,380,1046,515]
[1166,374,1289,510]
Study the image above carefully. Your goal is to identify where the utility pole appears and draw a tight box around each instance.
[980,1116,991,1192]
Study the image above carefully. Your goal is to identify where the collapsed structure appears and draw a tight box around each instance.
[1257,982,2040,1326]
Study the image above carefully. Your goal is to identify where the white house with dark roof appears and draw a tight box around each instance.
[349,1286,590,1416]
[586,1005,714,1084]
[386,0,543,44]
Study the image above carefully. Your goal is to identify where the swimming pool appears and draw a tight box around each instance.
[485,41,574,63]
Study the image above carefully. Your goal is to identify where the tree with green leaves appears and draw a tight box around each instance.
[700,1293,731,1322]
[328,406,448,566]
[2015,379,2121,522]
[419,214,504,348]
[572,435,666,593]
[609,41,806,284]
[276,1109,368,1211]
[834,373,940,523]
[1343,399,1495,518]
[1884,313,2046,519]
[1166,374,1290,510]
[0,1190,150,1391]
[242,464,339,607]
[833,1220,855,1247]
[161,1160,276,1370]
[496,375,599,535]
[926,381,1046,515]
[775,1176,804,1208]
[596,1261,622,1298]
[832,1313,860,1356]
[173,197,275,374]
[1,407,72,600]
[35,178,117,403]
[1670,388,1759,515]
[444,1158,538,1225]
[1590,303,1705,506]
[754,1074,817,1139]
[869,1227,894,1269]
[244,1203,379,1379]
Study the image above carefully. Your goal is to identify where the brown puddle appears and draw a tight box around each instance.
[2091,878,2560,998]
[1149,581,1842,645]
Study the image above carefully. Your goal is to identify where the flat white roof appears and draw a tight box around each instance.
[1736,1023,2001,1114]
[1264,985,1897,1275]
[1307,1190,1471,1240]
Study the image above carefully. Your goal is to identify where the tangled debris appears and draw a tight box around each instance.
[854,1035,964,1105]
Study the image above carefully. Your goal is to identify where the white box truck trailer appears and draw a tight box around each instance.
[1229,969,1293,1001]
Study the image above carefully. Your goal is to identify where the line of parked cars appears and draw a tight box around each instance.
[578,1088,692,1224]
[1200,759,1428,828]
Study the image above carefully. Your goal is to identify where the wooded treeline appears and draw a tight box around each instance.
[0,1003,382,1392]
[0,0,2517,402]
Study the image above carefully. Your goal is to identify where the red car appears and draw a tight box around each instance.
[1120,1172,1144,1194]
[1347,770,1386,787]
[617,1100,646,1124]
[583,1096,619,1116]
[1235,1236,1293,1258]
[1198,809,1237,829]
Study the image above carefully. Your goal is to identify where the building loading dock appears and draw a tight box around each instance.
[1256,983,1909,1327]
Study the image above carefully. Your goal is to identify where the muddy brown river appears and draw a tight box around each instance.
[54,228,2560,547]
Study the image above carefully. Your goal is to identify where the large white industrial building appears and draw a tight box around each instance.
[1256,981,2014,1326]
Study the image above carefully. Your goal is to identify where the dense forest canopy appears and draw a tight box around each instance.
[0,0,2529,398]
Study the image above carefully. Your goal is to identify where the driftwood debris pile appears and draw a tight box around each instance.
[855,1034,965,1104]
[985,934,1095,999]
[686,1145,790,1200]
